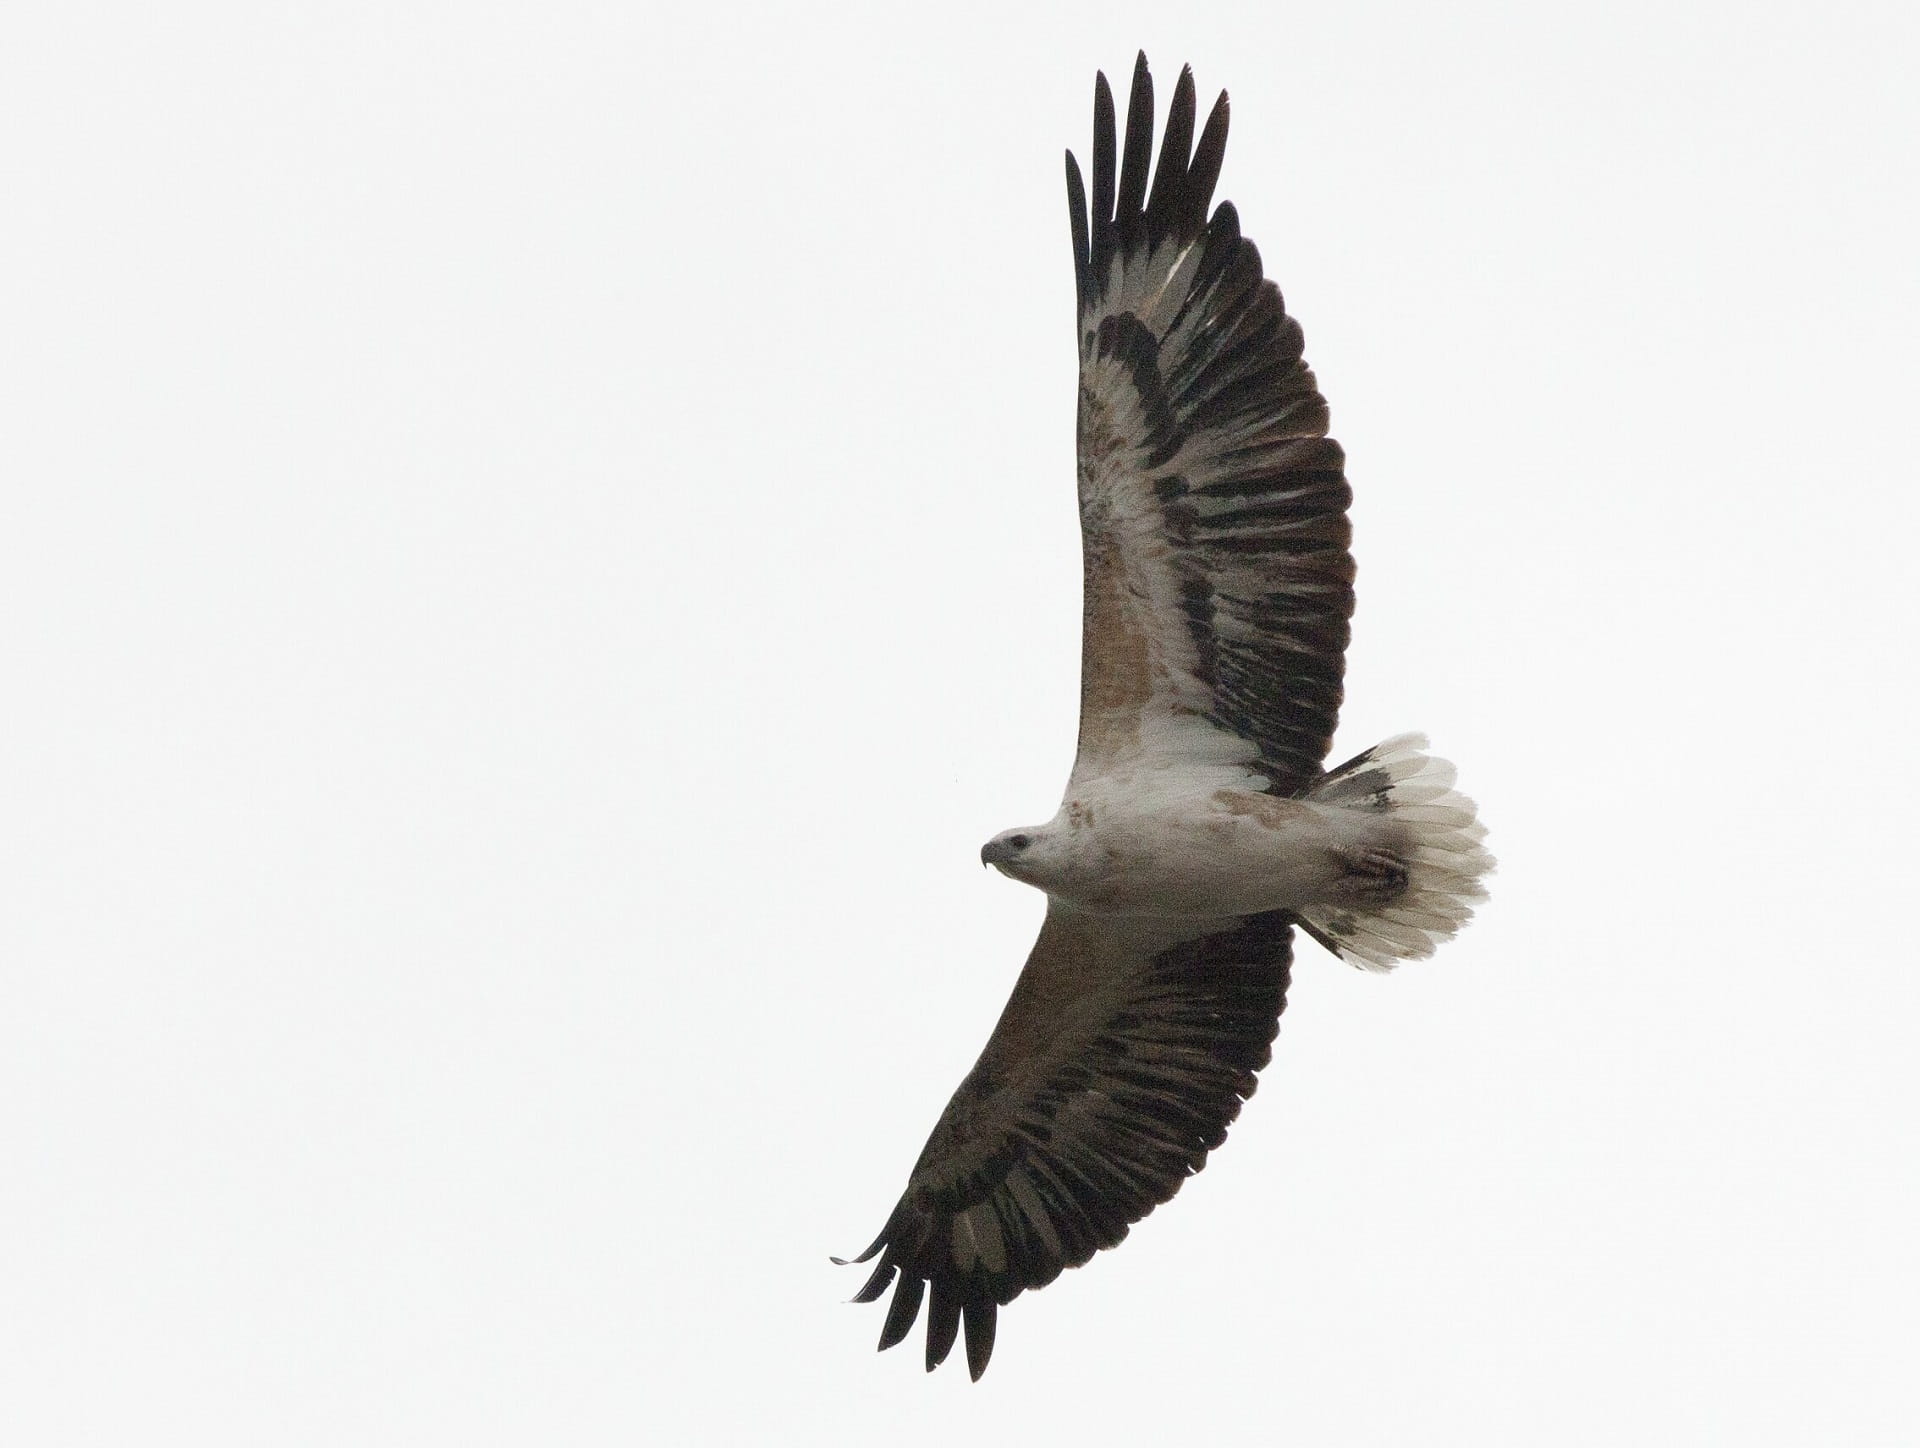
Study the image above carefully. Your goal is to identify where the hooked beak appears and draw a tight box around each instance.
[980,839,1014,871]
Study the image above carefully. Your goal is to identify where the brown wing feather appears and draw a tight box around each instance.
[838,907,1293,1378]
[1067,53,1355,794]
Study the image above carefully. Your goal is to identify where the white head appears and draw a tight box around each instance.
[979,824,1066,890]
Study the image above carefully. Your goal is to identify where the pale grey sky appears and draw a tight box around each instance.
[4,2,1916,1443]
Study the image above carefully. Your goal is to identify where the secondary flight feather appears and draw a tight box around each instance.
[837,54,1493,1381]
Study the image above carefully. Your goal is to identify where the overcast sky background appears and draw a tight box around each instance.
[5,2,1917,1443]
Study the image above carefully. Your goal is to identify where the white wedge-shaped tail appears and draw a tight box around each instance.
[1298,733,1494,971]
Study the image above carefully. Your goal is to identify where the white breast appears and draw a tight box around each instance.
[1044,769,1352,918]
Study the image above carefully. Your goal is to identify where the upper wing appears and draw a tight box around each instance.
[837,907,1293,1378]
[1068,55,1354,795]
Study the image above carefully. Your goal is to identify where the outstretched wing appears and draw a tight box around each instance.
[838,908,1293,1378]
[1068,55,1354,795]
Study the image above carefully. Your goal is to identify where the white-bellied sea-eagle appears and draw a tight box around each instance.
[836,53,1494,1381]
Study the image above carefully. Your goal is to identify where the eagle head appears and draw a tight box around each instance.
[980,825,1056,883]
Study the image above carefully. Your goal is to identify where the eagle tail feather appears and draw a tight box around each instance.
[1297,733,1493,971]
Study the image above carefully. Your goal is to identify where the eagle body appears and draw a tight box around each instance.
[838,55,1494,1381]
[987,768,1386,919]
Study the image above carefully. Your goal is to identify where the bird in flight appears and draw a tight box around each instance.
[837,53,1493,1381]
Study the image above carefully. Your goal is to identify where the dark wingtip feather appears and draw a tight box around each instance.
[963,1300,998,1381]
[877,1272,925,1353]
[1115,54,1154,243]
[1065,151,1090,310]
[1079,59,1233,319]
[1189,89,1230,226]
[924,1279,961,1372]
[1089,71,1117,285]
[1093,70,1116,205]
[1145,64,1196,229]
[849,1258,895,1305]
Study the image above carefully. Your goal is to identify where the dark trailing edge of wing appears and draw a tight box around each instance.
[1067,52,1356,793]
[836,912,1295,1379]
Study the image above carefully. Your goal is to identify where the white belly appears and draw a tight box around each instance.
[1038,777,1376,918]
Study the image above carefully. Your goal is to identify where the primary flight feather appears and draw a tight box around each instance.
[837,54,1493,1381]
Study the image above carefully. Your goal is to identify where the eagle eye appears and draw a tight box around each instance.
[1008,834,1031,850]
